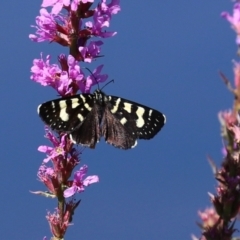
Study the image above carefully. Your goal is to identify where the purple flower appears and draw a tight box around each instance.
[221,3,240,45]
[86,0,120,38]
[37,164,58,195]
[38,165,55,183]
[55,71,73,95]
[46,209,69,237]
[218,110,237,128]
[42,0,70,15]
[67,55,84,81]
[77,64,108,93]
[30,53,61,86]
[79,40,103,62]
[29,8,67,43]
[98,0,121,16]
[31,54,85,96]
[81,0,94,3]
[85,10,117,38]
[55,55,84,95]
[229,125,240,143]
[71,0,94,11]
[38,127,67,163]
[64,165,99,198]
[38,164,55,181]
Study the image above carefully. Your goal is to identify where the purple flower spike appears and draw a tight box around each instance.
[64,165,99,198]
[30,0,121,237]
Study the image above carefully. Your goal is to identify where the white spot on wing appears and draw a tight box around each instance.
[59,109,69,121]
[71,98,80,108]
[149,109,153,116]
[111,98,121,113]
[80,95,86,103]
[59,100,67,109]
[78,113,84,122]
[84,103,92,111]
[136,106,145,128]
[120,117,127,125]
[123,102,132,113]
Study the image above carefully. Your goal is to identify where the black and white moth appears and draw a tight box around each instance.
[38,90,166,149]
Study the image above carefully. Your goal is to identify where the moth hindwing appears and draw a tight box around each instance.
[38,90,166,149]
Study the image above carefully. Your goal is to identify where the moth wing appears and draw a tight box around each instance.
[101,107,137,149]
[106,95,166,140]
[38,94,94,132]
[70,104,101,149]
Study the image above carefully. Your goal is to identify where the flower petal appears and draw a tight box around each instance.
[64,186,77,198]
[83,175,99,186]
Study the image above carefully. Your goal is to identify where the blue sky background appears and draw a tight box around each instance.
[0,0,236,239]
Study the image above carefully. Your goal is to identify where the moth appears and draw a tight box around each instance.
[38,90,166,149]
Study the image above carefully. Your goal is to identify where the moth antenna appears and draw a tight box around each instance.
[100,79,114,91]
[84,67,114,91]
[84,67,100,90]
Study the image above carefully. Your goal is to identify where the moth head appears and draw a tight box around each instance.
[94,89,107,103]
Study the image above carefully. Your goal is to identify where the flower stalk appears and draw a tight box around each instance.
[29,0,120,238]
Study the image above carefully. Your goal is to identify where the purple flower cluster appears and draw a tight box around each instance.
[29,0,120,60]
[31,53,108,95]
[30,0,120,238]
